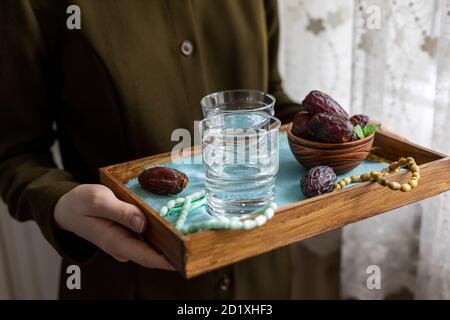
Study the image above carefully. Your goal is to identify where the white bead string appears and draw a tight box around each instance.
[159,191,206,218]
[158,190,278,235]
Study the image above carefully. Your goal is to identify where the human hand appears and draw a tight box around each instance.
[54,184,174,270]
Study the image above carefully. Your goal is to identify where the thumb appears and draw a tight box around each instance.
[96,199,148,233]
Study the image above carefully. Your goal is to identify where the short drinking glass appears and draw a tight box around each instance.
[201,90,275,118]
[200,113,280,217]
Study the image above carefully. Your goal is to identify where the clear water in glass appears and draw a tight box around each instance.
[200,113,280,217]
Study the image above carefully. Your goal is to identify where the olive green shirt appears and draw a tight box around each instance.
[0,0,300,299]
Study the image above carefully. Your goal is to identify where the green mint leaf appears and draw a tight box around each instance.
[363,124,381,137]
[353,125,365,140]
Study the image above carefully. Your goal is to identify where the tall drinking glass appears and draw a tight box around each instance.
[200,113,280,217]
[201,90,275,118]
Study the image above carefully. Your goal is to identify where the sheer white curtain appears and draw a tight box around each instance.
[279,0,354,260]
[0,203,61,299]
[279,0,450,299]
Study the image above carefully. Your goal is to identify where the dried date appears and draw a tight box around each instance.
[301,166,337,198]
[138,167,188,195]
[302,90,349,118]
[308,113,354,143]
[292,111,313,140]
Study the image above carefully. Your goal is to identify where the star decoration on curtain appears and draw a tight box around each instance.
[306,17,325,35]
[327,9,345,29]
[358,32,373,53]
[421,35,438,58]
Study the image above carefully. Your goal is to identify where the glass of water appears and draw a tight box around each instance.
[200,113,281,217]
[201,90,275,118]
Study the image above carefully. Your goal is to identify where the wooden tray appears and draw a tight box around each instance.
[100,126,450,278]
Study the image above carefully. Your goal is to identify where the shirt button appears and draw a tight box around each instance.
[180,40,194,57]
[218,274,231,292]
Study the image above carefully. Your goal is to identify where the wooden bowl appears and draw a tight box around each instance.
[287,124,375,175]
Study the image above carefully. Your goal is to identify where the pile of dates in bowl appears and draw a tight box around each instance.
[291,90,373,143]
[288,90,380,195]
